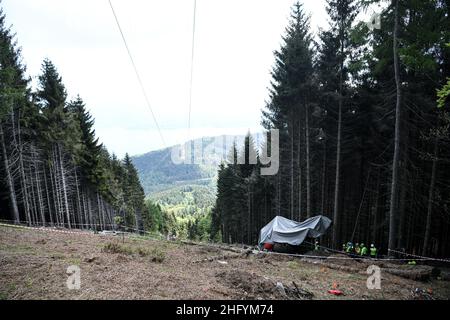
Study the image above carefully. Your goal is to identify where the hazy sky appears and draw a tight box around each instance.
[2,0,329,157]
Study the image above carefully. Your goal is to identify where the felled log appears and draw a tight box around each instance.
[322,263,364,274]
[304,255,436,281]
[439,271,450,281]
[192,253,242,264]
[181,240,246,254]
[383,265,435,281]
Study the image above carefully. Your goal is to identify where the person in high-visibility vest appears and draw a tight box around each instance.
[346,242,353,253]
[355,243,361,255]
[342,243,347,252]
[314,240,319,251]
[370,244,377,258]
[360,244,368,256]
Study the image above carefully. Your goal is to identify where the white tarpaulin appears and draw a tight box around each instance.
[258,215,332,247]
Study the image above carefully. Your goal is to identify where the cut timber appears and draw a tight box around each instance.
[181,240,247,254]
[192,253,243,264]
[383,266,435,281]
[323,263,363,275]
[305,254,436,282]
[216,270,313,300]
[440,271,450,281]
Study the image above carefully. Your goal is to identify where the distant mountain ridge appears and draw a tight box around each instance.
[132,147,215,195]
[131,133,263,197]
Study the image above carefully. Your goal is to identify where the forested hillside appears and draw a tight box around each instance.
[133,135,261,241]
[132,134,262,195]
[132,146,216,195]
[0,7,145,232]
[149,185,215,215]
[212,0,450,257]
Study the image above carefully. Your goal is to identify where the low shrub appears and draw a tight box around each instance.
[102,242,133,255]
[149,248,166,263]
[102,242,165,263]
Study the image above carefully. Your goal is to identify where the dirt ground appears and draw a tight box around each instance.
[1,225,449,300]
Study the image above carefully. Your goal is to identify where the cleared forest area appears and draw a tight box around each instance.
[1,225,449,300]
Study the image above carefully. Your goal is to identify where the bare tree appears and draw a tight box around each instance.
[0,123,20,223]
[388,0,402,254]
[423,138,438,256]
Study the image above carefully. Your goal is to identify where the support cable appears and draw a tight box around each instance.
[108,0,166,147]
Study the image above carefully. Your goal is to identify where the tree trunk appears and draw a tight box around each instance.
[29,161,38,225]
[33,147,46,226]
[397,170,408,249]
[422,139,438,256]
[247,184,251,243]
[58,144,71,228]
[16,112,32,225]
[19,157,32,225]
[74,166,82,228]
[0,124,20,224]
[97,192,104,230]
[277,174,281,216]
[398,93,410,249]
[49,159,60,226]
[332,17,346,248]
[298,115,303,221]
[82,190,88,228]
[43,165,53,226]
[321,138,327,214]
[87,194,93,230]
[290,118,295,219]
[388,0,402,254]
[53,148,63,226]
[371,169,381,244]
[100,196,106,230]
[332,88,343,247]
[305,102,311,218]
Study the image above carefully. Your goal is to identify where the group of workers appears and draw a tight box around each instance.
[342,242,378,258]
[312,240,377,258]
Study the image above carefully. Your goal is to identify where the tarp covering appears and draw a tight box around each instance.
[258,215,332,247]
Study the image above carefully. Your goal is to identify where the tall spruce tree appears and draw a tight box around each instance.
[67,96,102,185]
[262,1,315,221]
[321,0,358,247]
[123,153,145,232]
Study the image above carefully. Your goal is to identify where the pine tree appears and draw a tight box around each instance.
[320,0,358,247]
[262,1,315,222]
[122,153,145,232]
[67,96,102,185]
[0,5,150,233]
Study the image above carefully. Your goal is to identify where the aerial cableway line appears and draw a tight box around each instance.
[108,0,167,147]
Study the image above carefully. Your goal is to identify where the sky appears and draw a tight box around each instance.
[2,0,329,157]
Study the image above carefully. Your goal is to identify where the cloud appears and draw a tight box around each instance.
[97,126,263,157]
[3,0,327,157]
